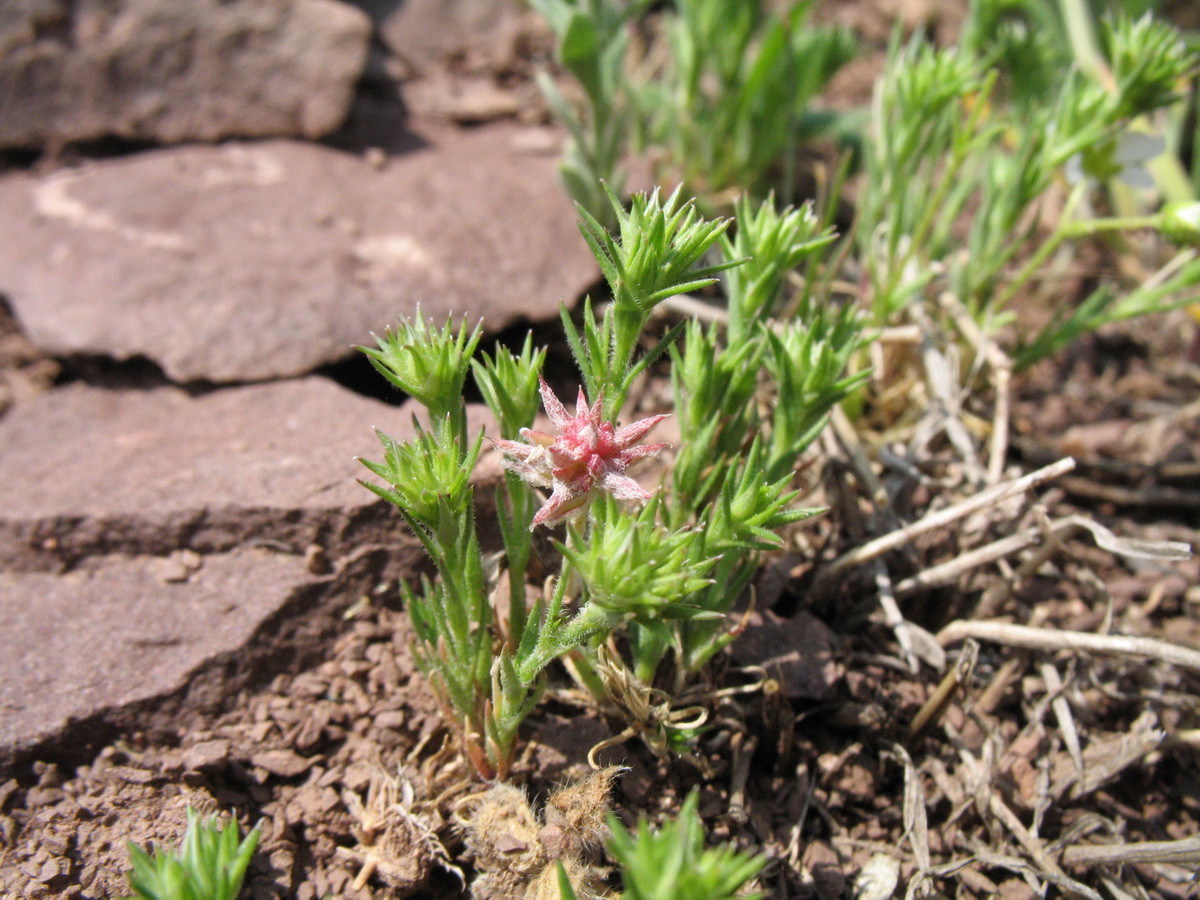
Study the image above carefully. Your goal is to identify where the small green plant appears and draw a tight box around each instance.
[557,791,765,900]
[631,0,856,204]
[531,0,1199,408]
[526,0,855,220]
[120,808,259,900]
[628,193,864,687]
[359,186,862,778]
[855,7,1199,370]
[525,0,649,229]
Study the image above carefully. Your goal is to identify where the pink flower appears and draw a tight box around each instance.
[493,378,669,529]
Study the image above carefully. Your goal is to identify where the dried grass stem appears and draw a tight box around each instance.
[938,620,1200,673]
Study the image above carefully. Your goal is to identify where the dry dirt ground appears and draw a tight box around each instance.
[2,307,1199,900]
[3,2,1200,899]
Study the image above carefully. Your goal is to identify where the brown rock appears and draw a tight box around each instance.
[800,840,846,900]
[0,122,597,382]
[998,878,1037,900]
[0,377,494,571]
[357,0,527,74]
[527,714,613,783]
[182,739,231,772]
[250,749,319,778]
[730,609,843,700]
[0,299,58,417]
[0,0,371,148]
[0,376,508,773]
[0,547,312,771]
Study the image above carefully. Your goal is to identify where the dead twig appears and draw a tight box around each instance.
[908,640,978,742]
[1062,835,1200,868]
[895,511,1190,599]
[1048,710,1165,802]
[829,405,894,521]
[1041,663,1085,779]
[940,292,1014,485]
[726,731,755,826]
[894,529,1037,597]
[937,620,1200,673]
[889,744,932,876]
[987,790,1104,900]
[974,512,1189,618]
[1059,477,1200,510]
[811,458,1076,597]
[910,302,984,480]
[875,560,943,672]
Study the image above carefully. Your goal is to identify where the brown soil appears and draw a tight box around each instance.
[3,3,1200,899]
[2,307,1198,899]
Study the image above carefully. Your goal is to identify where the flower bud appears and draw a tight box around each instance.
[1159,201,1200,246]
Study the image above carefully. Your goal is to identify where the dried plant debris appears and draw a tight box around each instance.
[336,766,458,896]
[1049,710,1166,803]
[461,767,621,900]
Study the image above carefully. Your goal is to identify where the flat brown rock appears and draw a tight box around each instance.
[0,548,313,771]
[0,0,371,147]
[0,376,503,772]
[0,122,596,381]
[362,0,526,74]
[0,377,496,570]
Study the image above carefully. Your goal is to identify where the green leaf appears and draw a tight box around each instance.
[561,11,602,98]
[607,792,765,900]
[124,809,260,900]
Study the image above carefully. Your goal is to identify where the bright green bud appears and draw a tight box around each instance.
[470,333,547,436]
[359,309,483,424]
[557,499,720,623]
[358,422,483,530]
[1159,201,1200,246]
[718,439,823,548]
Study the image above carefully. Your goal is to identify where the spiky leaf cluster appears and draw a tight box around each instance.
[358,424,483,542]
[557,499,720,625]
[122,809,260,900]
[360,310,482,432]
[471,334,547,437]
[606,793,764,900]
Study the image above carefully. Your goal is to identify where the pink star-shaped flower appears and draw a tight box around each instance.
[492,378,669,529]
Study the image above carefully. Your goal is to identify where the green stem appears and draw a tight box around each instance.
[1147,149,1195,206]
[519,599,617,685]
[605,306,648,420]
[500,477,533,650]
[517,568,572,684]
[992,183,1087,312]
[564,647,608,702]
[1066,214,1162,236]
[880,74,997,314]
[633,630,668,684]
[1058,0,1109,87]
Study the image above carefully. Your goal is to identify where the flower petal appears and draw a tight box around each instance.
[538,377,571,429]
[531,484,593,528]
[492,436,535,456]
[519,428,556,447]
[1064,153,1085,185]
[574,386,590,418]
[1117,164,1156,190]
[587,389,604,422]
[619,441,669,462]
[614,413,669,447]
[498,456,552,489]
[501,376,667,528]
[1115,132,1165,165]
[600,470,652,501]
